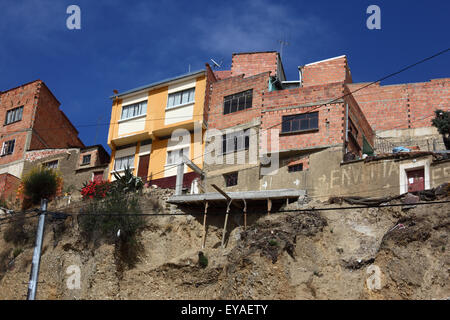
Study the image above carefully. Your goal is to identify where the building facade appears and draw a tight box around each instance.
[22,145,110,197]
[203,52,375,197]
[0,80,85,200]
[107,70,213,189]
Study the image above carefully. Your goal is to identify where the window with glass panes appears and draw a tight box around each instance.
[82,155,91,165]
[5,106,23,125]
[114,155,134,171]
[167,88,195,109]
[1,140,15,156]
[223,90,252,115]
[121,101,147,120]
[281,112,319,133]
[166,147,188,165]
[43,160,58,170]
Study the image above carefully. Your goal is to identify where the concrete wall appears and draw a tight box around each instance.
[23,148,109,194]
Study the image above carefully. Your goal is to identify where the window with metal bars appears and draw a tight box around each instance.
[223,90,253,115]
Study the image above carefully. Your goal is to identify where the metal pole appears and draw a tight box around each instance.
[175,163,184,196]
[27,199,47,300]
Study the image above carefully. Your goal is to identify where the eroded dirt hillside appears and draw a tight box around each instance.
[0,196,449,300]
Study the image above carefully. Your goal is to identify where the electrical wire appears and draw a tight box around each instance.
[140,48,450,180]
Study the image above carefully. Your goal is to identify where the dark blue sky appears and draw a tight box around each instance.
[1,0,449,153]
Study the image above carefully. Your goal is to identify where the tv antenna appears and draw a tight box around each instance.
[278,39,290,59]
[210,58,223,69]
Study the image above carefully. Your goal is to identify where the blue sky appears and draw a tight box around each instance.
[1,0,449,153]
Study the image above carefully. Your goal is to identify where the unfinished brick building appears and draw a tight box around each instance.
[348,78,450,152]
[201,52,375,196]
[0,80,85,201]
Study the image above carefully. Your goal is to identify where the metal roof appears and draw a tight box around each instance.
[109,69,205,99]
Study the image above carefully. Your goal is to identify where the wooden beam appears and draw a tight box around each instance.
[221,200,232,248]
[243,199,247,230]
[211,184,243,209]
[267,198,272,215]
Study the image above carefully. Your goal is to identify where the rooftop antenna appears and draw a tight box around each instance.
[210,58,223,69]
[278,39,290,59]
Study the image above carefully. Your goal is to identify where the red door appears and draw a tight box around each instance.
[137,154,150,182]
[407,168,425,192]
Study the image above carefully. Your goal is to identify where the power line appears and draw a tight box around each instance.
[142,47,450,180]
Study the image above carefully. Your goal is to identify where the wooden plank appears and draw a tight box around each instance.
[221,200,232,248]
[267,199,272,215]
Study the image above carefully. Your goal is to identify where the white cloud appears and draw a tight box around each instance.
[192,0,335,62]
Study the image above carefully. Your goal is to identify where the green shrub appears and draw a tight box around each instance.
[13,247,23,259]
[3,215,33,246]
[22,167,60,205]
[78,189,145,269]
[111,167,144,193]
[198,252,208,268]
[269,239,279,247]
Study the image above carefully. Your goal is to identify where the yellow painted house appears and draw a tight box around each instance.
[107,70,210,188]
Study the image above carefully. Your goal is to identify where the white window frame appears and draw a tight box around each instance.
[114,155,135,171]
[166,147,189,166]
[166,88,195,110]
[1,139,15,156]
[120,101,147,121]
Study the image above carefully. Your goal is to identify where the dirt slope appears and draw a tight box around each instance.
[0,197,448,300]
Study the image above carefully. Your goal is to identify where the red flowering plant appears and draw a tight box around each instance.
[81,180,111,200]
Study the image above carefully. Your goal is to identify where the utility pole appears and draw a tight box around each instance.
[27,199,47,300]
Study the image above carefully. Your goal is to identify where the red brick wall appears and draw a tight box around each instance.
[29,83,84,149]
[231,52,279,78]
[0,81,40,165]
[301,56,352,87]
[207,72,269,130]
[0,173,21,200]
[0,132,29,165]
[343,85,375,152]
[348,78,450,132]
[262,83,346,153]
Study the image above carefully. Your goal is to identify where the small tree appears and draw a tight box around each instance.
[431,109,450,150]
[21,167,61,206]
